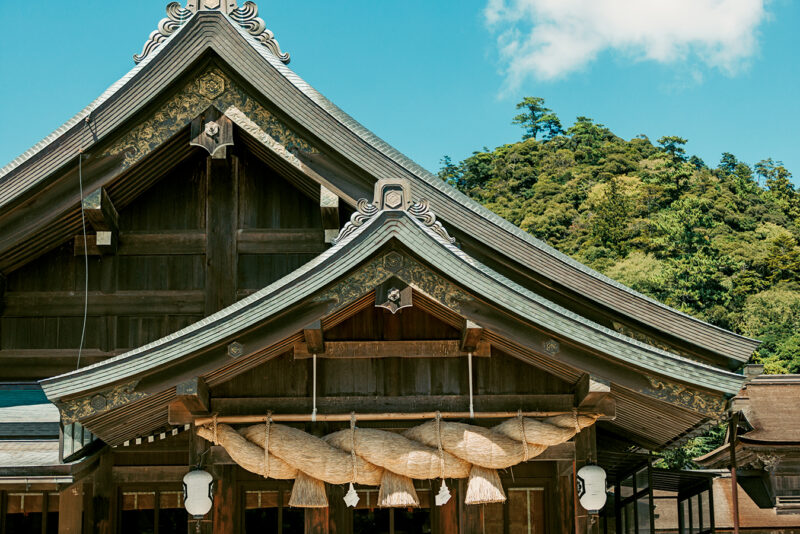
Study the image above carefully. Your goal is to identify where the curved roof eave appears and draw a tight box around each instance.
[40,208,745,402]
[1,10,758,363]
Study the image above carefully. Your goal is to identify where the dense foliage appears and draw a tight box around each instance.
[439,99,800,466]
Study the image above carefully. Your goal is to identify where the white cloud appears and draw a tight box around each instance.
[485,0,767,87]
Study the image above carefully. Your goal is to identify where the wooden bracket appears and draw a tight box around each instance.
[460,320,483,352]
[303,320,325,354]
[575,374,615,420]
[190,106,233,159]
[169,377,210,425]
[375,277,412,314]
[320,185,340,244]
[80,187,118,254]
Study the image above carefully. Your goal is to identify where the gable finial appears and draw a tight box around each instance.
[134,1,290,65]
[331,179,456,245]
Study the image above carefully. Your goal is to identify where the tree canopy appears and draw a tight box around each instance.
[440,97,800,467]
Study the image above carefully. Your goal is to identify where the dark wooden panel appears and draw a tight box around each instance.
[3,290,205,316]
[116,255,205,291]
[238,151,322,230]
[325,306,461,342]
[237,228,326,254]
[75,231,206,256]
[119,155,206,232]
[237,253,316,290]
[115,315,203,349]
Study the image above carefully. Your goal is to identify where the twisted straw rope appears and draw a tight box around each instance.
[196,413,596,486]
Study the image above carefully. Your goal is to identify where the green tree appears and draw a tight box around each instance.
[512,97,563,141]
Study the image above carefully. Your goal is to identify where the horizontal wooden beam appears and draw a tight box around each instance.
[74,231,206,256]
[112,465,187,484]
[195,409,599,425]
[237,228,326,254]
[293,340,491,360]
[3,290,205,316]
[210,394,576,416]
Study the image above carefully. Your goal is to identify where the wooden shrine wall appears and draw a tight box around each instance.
[0,147,332,380]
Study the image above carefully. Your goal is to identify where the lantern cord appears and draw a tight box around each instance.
[467,352,474,419]
[76,149,89,371]
[311,354,318,422]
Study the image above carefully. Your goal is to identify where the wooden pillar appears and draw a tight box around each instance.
[556,461,575,534]
[305,507,329,534]
[205,154,238,316]
[212,466,236,534]
[435,482,458,534]
[92,451,115,534]
[327,485,352,534]
[458,480,483,534]
[729,412,740,534]
[58,484,84,534]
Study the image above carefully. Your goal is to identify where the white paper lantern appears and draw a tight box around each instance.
[183,469,214,518]
[577,464,607,512]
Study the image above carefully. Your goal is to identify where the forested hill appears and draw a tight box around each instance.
[439,98,800,375]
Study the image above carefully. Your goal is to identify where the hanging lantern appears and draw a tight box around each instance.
[576,464,607,512]
[183,469,214,518]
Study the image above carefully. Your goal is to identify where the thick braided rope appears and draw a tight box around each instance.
[197,413,597,486]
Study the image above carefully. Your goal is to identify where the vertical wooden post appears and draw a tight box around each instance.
[729,412,740,534]
[59,484,84,534]
[205,154,238,316]
[458,479,483,534]
[92,451,115,534]
[556,461,575,534]
[212,466,236,534]
[82,482,94,534]
[305,507,330,534]
[326,485,352,534]
[435,482,458,534]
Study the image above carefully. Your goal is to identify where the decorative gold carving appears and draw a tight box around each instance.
[645,377,727,416]
[543,339,560,355]
[58,381,147,424]
[104,68,314,168]
[612,321,691,359]
[318,253,473,314]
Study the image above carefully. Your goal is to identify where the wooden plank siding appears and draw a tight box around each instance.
[0,146,329,380]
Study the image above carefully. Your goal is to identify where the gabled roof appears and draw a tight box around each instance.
[41,182,744,405]
[0,3,757,365]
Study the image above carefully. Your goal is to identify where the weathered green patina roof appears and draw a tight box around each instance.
[0,8,759,364]
[41,194,745,403]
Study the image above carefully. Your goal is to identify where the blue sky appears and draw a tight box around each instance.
[0,0,797,180]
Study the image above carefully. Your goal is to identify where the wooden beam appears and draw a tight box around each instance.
[575,374,616,421]
[175,377,210,415]
[0,272,5,316]
[236,228,326,254]
[293,340,491,360]
[81,187,118,254]
[212,465,236,534]
[74,231,206,256]
[303,320,325,354]
[211,394,574,416]
[111,465,187,484]
[2,290,204,317]
[320,185,340,244]
[460,320,483,352]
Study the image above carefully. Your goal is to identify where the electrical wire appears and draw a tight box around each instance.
[76,150,89,370]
